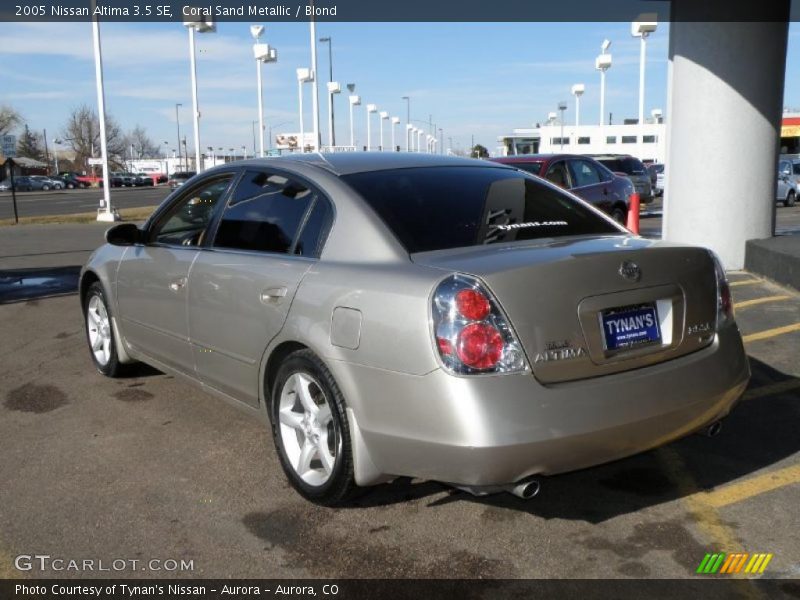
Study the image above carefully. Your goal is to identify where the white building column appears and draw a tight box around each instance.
[663,10,789,269]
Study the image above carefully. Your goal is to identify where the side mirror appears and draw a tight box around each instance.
[105,223,141,246]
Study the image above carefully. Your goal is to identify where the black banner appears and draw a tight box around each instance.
[0,0,797,23]
[2,579,800,600]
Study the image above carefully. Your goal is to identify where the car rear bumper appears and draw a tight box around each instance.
[331,323,749,487]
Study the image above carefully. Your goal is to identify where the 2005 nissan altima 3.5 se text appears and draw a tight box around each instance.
[80,153,749,505]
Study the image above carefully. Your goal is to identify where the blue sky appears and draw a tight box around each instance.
[0,20,798,154]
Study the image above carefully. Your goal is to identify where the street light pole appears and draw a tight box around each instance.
[632,20,657,158]
[349,94,360,148]
[252,26,278,158]
[596,39,612,131]
[571,84,585,127]
[90,0,115,221]
[184,15,214,173]
[379,111,388,151]
[326,82,341,148]
[175,104,183,171]
[391,117,400,152]
[402,95,410,151]
[308,4,320,151]
[319,36,336,146]
[558,101,567,150]
[297,68,312,152]
[366,104,377,151]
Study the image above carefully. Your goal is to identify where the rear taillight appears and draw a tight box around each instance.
[710,251,734,329]
[431,274,527,375]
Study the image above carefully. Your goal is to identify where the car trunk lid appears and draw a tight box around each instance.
[413,236,718,383]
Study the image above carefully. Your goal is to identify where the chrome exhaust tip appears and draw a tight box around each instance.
[507,479,540,500]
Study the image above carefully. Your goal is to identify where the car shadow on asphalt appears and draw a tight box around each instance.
[0,265,81,304]
[346,357,800,522]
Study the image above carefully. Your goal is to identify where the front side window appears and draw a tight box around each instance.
[342,167,620,254]
[150,176,233,246]
[213,170,319,254]
[568,160,602,188]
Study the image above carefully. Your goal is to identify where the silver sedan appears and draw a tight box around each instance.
[80,153,749,505]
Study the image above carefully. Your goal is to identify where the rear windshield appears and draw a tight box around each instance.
[342,166,620,254]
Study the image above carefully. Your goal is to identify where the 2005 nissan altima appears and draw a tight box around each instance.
[80,153,749,505]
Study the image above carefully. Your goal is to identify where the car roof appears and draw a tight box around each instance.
[222,152,513,176]
[491,153,605,164]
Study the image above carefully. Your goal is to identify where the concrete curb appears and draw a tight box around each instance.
[745,235,800,292]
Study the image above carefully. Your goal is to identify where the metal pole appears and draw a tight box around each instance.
[309,3,320,151]
[349,100,355,147]
[7,159,18,224]
[188,27,202,172]
[256,59,265,157]
[42,129,50,173]
[327,87,334,148]
[252,120,257,155]
[298,79,305,152]
[600,70,606,127]
[379,117,384,152]
[639,34,647,158]
[391,122,396,152]
[575,96,580,127]
[366,109,371,151]
[175,104,182,172]
[91,4,114,221]
[403,96,410,151]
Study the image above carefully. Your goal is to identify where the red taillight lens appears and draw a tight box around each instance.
[456,323,503,369]
[711,251,735,329]
[431,274,527,375]
[455,289,491,321]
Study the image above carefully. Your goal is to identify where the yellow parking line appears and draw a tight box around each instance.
[700,465,800,509]
[730,279,762,287]
[744,379,800,401]
[656,448,762,595]
[734,295,791,310]
[743,322,800,343]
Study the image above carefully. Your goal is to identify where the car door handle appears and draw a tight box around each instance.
[260,287,288,303]
[169,278,187,292]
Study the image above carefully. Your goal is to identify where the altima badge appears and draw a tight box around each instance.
[619,261,641,282]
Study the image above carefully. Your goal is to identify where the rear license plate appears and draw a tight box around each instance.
[601,303,661,351]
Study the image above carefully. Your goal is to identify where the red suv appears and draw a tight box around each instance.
[489,154,634,223]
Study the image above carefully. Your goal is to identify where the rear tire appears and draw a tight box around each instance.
[270,349,357,506]
[785,190,796,208]
[42,184,50,191]
[83,282,126,378]
[611,206,627,225]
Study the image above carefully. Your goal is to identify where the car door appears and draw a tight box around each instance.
[187,168,333,407]
[566,159,610,210]
[115,173,236,375]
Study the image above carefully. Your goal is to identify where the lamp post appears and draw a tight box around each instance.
[632,19,657,157]
[595,39,612,128]
[366,104,377,151]
[348,94,361,148]
[417,128,424,153]
[558,101,567,150]
[406,124,414,152]
[207,146,214,167]
[571,84,585,127]
[252,25,278,158]
[296,68,312,152]
[183,13,215,173]
[391,117,400,152]
[308,7,320,151]
[90,0,115,221]
[326,81,341,148]
[175,103,183,171]
[379,111,388,151]
[401,95,411,151]
[319,36,336,146]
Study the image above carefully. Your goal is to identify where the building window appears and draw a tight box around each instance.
[551,137,570,145]
[621,136,637,144]
[606,136,617,144]
[577,137,591,145]
[643,135,657,143]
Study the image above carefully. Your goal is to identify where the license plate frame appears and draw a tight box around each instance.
[600,303,662,352]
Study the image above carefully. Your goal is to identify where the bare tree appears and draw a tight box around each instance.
[0,105,22,138]
[62,104,126,171]
[124,125,161,159]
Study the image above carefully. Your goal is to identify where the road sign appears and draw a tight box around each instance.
[87,158,103,166]
[1,135,16,158]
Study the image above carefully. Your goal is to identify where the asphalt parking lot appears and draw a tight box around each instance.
[0,186,170,219]
[1,244,800,585]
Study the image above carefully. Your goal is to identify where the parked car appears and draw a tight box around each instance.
[168,171,196,189]
[1,175,51,191]
[777,158,799,207]
[590,154,654,203]
[81,153,749,506]
[59,172,97,187]
[29,175,64,190]
[134,173,156,187]
[647,163,665,197]
[55,174,89,189]
[490,154,633,223]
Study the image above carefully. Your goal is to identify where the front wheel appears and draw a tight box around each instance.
[611,206,627,225]
[270,349,357,506]
[785,190,796,208]
[84,282,126,377]
[41,184,50,191]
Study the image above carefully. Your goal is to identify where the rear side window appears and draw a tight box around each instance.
[213,170,317,254]
[342,167,620,254]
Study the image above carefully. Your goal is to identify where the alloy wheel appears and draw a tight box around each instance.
[86,295,112,366]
